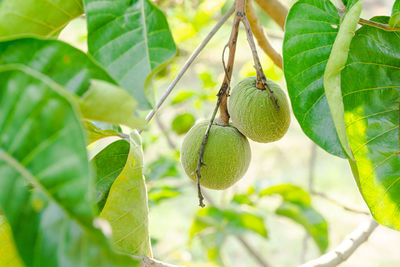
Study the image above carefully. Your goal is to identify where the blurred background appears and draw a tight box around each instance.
[60,0,399,266]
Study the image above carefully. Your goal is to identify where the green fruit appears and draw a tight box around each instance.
[228,76,291,143]
[180,121,251,190]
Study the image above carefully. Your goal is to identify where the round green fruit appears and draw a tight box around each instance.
[180,121,251,190]
[228,76,291,143]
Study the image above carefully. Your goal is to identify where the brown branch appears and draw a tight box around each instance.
[300,218,378,267]
[246,0,283,69]
[194,0,243,207]
[254,0,288,30]
[358,18,400,31]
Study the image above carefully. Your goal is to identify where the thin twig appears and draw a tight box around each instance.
[301,143,317,263]
[300,218,379,267]
[194,0,243,207]
[246,0,283,69]
[144,6,235,125]
[155,115,177,150]
[241,15,279,108]
[237,236,271,267]
[311,191,369,215]
[254,0,288,30]
[358,18,400,31]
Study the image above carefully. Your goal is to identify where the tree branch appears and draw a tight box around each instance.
[253,0,288,30]
[133,256,184,267]
[300,218,379,267]
[144,6,235,124]
[358,18,400,31]
[246,0,283,69]
[311,191,369,215]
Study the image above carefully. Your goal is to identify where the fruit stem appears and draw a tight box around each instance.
[241,15,280,109]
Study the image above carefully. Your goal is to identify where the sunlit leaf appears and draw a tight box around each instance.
[84,121,121,145]
[389,0,400,28]
[0,67,139,266]
[100,131,152,256]
[0,0,83,39]
[84,0,177,109]
[171,91,196,105]
[0,217,24,267]
[232,193,254,207]
[342,17,400,230]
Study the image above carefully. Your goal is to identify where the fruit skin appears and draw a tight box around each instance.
[228,76,291,143]
[180,121,251,190]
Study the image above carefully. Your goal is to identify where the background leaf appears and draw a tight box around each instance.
[100,131,152,257]
[259,184,311,206]
[0,0,83,39]
[342,17,400,230]
[171,113,195,135]
[283,0,344,157]
[0,67,139,266]
[276,202,328,253]
[389,0,400,27]
[84,0,177,109]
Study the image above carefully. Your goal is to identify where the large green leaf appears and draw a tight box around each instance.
[0,38,115,97]
[92,139,130,211]
[283,0,344,157]
[0,38,145,128]
[276,202,328,253]
[342,17,400,230]
[0,67,139,266]
[100,131,152,257]
[0,217,24,267]
[84,0,177,109]
[323,0,362,160]
[0,0,83,39]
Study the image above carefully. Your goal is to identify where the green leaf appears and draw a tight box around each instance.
[0,38,115,97]
[80,80,147,129]
[232,193,254,207]
[171,91,196,105]
[171,113,196,135]
[145,155,179,181]
[259,184,311,206]
[84,0,177,109]
[92,139,130,211]
[342,17,400,230]
[0,67,139,266]
[0,217,24,267]
[389,0,400,28]
[0,0,83,39]
[190,207,267,239]
[100,131,152,256]
[283,0,344,157]
[323,0,362,160]
[148,186,181,204]
[276,202,328,253]
[84,121,121,144]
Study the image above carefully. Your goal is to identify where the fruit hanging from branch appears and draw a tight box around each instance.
[181,120,251,190]
[228,76,290,143]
